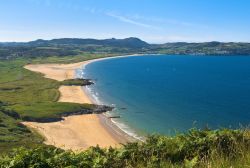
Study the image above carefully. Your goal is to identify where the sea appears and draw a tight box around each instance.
[79,55,250,138]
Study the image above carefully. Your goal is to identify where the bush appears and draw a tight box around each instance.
[0,128,249,168]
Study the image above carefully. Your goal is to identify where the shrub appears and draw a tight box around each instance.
[0,128,249,168]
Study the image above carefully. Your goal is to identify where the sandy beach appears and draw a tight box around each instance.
[24,115,126,150]
[58,86,92,104]
[23,56,136,150]
[24,61,87,81]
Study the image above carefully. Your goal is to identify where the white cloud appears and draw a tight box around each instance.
[105,12,161,30]
[128,14,208,29]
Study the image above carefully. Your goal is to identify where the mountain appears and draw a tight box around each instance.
[0,37,150,49]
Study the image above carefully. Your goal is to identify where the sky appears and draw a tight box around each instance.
[0,0,249,43]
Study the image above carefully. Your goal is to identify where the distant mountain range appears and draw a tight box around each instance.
[0,37,250,59]
[0,37,150,48]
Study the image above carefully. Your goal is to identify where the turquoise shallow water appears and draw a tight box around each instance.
[82,55,250,136]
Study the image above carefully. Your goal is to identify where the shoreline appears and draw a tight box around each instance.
[75,54,146,141]
[23,54,142,150]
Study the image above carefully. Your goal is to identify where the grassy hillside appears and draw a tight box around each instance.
[0,129,249,167]
[0,60,60,104]
[0,110,44,153]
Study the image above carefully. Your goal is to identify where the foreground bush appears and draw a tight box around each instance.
[0,128,249,168]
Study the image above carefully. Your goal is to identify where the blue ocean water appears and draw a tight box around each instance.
[83,55,250,136]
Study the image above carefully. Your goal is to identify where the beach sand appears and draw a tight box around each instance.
[24,61,86,81]
[58,86,92,104]
[23,57,134,150]
[24,115,124,150]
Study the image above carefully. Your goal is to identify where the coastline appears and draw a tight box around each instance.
[75,54,146,141]
[23,54,140,150]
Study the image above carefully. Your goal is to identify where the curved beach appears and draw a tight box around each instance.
[23,55,137,150]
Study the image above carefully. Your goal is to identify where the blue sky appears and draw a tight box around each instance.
[0,0,249,43]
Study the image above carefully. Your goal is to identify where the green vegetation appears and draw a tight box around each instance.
[1,38,250,60]
[0,110,44,154]
[0,38,146,60]
[6,102,94,121]
[0,129,249,167]
[151,42,250,55]
[31,52,118,64]
[0,60,59,104]
[60,79,93,86]
[0,58,98,153]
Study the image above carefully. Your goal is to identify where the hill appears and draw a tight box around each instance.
[0,37,149,48]
[153,41,250,55]
[0,38,250,60]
